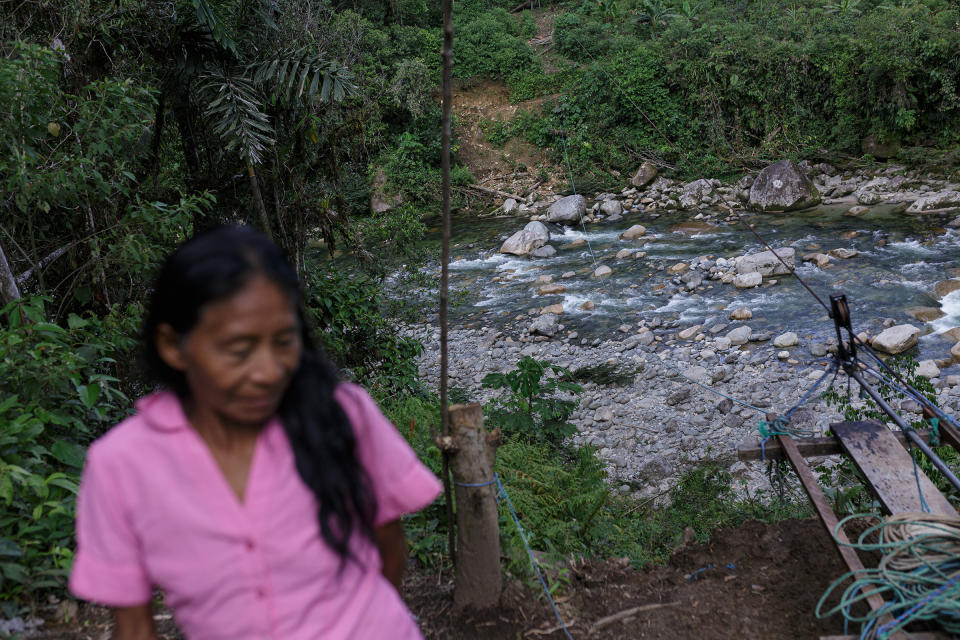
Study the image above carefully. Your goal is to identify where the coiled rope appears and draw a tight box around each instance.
[816,512,960,639]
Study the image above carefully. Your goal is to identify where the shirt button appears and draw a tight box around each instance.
[244,538,256,551]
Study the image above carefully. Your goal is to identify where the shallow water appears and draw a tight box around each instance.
[431,203,960,363]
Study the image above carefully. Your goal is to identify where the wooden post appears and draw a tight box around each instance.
[448,403,501,610]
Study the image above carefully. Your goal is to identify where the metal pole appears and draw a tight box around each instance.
[850,369,960,493]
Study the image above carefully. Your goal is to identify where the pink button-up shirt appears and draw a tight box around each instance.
[69,383,442,639]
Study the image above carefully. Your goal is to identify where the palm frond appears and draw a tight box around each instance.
[191,0,240,58]
[248,49,356,106]
[195,66,274,165]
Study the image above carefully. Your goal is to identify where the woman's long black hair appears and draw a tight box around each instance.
[143,224,376,561]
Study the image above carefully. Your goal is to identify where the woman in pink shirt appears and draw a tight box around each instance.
[69,225,442,639]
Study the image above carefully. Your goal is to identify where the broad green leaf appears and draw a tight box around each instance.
[0,538,22,558]
[78,384,100,408]
[50,440,86,468]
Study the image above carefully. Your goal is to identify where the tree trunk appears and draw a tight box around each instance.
[246,164,273,238]
[0,239,21,306]
[449,403,502,611]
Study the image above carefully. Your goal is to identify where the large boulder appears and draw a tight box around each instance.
[599,199,622,216]
[500,221,550,256]
[546,195,587,224]
[749,160,821,212]
[871,324,921,354]
[678,179,713,209]
[528,314,559,337]
[524,221,550,245]
[499,221,550,256]
[906,191,960,213]
[735,248,795,276]
[631,161,659,188]
[733,272,762,288]
[620,224,647,240]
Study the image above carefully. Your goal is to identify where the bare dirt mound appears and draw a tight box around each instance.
[408,518,854,639]
[452,79,562,196]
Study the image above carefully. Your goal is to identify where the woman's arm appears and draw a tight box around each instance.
[375,519,407,591]
[113,604,159,640]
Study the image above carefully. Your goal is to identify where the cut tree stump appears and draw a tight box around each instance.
[449,403,502,611]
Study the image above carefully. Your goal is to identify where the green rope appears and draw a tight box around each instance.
[816,513,960,639]
[929,417,941,447]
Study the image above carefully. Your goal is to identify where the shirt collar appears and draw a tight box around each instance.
[135,390,190,432]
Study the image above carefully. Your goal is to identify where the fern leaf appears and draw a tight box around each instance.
[196,66,274,165]
[247,48,355,106]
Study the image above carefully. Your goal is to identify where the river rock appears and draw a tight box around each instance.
[568,238,586,249]
[952,342,960,363]
[906,306,945,322]
[678,179,713,209]
[540,303,563,315]
[594,407,614,422]
[668,262,689,274]
[803,252,831,268]
[846,205,869,216]
[581,300,595,310]
[528,314,558,337]
[594,265,613,277]
[906,191,960,213]
[934,279,960,298]
[502,198,518,215]
[857,191,881,205]
[538,283,567,295]
[726,326,752,345]
[773,332,799,348]
[916,359,940,379]
[631,161,659,188]
[615,249,633,259]
[530,245,556,258]
[729,307,752,320]
[748,159,821,212]
[733,272,763,288]
[547,194,587,224]
[600,200,622,216]
[621,224,647,240]
[871,324,920,354]
[736,248,795,276]
[500,229,544,255]
[678,325,701,340]
[524,221,550,244]
[829,247,859,259]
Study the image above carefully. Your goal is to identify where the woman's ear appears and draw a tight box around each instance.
[155,324,188,372]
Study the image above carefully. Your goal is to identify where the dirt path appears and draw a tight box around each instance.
[407,518,857,640]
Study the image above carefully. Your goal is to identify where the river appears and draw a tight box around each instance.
[431,203,960,363]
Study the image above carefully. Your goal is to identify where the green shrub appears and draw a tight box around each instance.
[304,269,423,394]
[482,356,583,447]
[0,298,140,610]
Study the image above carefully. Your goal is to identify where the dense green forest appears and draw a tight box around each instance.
[1,0,959,617]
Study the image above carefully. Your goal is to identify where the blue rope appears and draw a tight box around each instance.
[756,362,839,460]
[495,474,575,640]
[455,477,497,488]
[875,571,960,638]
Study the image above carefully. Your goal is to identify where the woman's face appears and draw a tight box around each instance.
[157,274,303,428]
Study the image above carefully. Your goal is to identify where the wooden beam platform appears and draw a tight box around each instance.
[832,421,956,517]
[738,430,936,462]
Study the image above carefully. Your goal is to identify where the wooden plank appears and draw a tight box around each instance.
[831,421,956,517]
[776,435,896,625]
[737,430,936,462]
